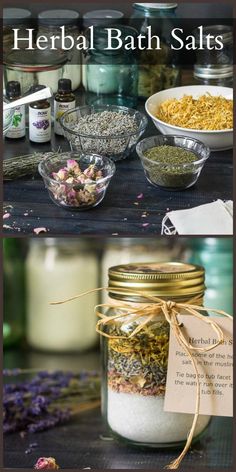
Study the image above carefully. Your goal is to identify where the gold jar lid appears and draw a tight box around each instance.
[108,262,205,300]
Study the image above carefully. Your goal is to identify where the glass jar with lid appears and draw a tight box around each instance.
[37,9,81,91]
[82,9,124,88]
[193,25,233,87]
[84,26,139,107]
[131,3,181,98]
[26,239,99,353]
[101,262,210,446]
[101,238,183,304]
[4,49,68,95]
[3,8,32,57]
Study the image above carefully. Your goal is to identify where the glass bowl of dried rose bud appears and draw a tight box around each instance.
[38,153,116,210]
[59,105,148,161]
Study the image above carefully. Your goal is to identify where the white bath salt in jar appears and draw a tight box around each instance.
[102,262,211,447]
[26,239,99,352]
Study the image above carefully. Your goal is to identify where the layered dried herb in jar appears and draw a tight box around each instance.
[102,262,211,446]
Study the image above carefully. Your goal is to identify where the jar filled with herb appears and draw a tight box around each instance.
[84,26,139,107]
[101,262,210,446]
[130,3,181,98]
[3,8,32,57]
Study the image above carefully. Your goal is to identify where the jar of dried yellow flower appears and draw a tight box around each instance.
[101,262,211,447]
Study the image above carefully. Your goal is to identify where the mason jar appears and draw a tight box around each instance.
[37,9,81,91]
[101,262,211,446]
[26,239,99,352]
[131,3,181,98]
[101,238,183,304]
[187,238,233,315]
[4,49,68,95]
[84,26,138,107]
[3,7,32,57]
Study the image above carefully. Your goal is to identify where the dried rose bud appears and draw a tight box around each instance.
[67,159,79,171]
[34,457,59,469]
[57,169,68,181]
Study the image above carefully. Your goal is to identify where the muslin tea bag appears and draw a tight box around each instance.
[161,200,233,235]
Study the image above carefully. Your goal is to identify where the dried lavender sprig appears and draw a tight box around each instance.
[3,369,101,434]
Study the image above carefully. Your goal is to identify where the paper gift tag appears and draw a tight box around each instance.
[164,315,233,417]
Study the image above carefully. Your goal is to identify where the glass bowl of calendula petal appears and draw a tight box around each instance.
[38,153,116,210]
[136,135,210,191]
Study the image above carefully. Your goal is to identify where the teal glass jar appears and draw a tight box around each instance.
[84,26,138,107]
[3,239,26,348]
[187,238,233,315]
[131,3,181,97]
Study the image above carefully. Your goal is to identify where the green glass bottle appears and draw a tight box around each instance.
[187,238,233,315]
[3,238,26,348]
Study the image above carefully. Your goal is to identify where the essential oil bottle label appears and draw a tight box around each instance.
[6,105,25,139]
[54,100,76,135]
[29,107,51,143]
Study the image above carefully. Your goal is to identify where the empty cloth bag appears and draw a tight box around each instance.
[161,200,233,235]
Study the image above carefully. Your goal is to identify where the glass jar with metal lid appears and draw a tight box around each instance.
[193,25,233,87]
[4,49,68,95]
[3,8,32,57]
[84,26,139,107]
[82,9,124,88]
[101,262,210,447]
[37,9,81,91]
[130,3,181,98]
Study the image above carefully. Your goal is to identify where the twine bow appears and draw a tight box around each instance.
[52,287,232,470]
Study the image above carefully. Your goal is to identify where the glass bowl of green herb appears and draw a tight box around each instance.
[136,135,210,191]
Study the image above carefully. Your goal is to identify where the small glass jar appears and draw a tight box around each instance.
[4,49,68,95]
[3,239,26,348]
[37,9,81,91]
[102,262,211,447]
[84,26,138,107]
[193,65,233,87]
[193,25,233,87]
[131,3,181,98]
[26,239,99,352]
[187,238,233,315]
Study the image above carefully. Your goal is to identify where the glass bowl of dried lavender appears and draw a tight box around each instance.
[59,105,148,161]
[136,135,210,191]
[39,152,116,210]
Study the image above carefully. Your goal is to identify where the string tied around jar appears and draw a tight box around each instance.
[51,286,232,470]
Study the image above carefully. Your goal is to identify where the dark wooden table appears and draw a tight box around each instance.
[3,348,233,470]
[3,96,233,237]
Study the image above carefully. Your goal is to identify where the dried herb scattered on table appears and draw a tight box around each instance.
[3,152,69,181]
[3,369,101,434]
[143,145,198,189]
[107,319,169,396]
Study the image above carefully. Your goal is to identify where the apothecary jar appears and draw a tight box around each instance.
[101,262,210,447]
